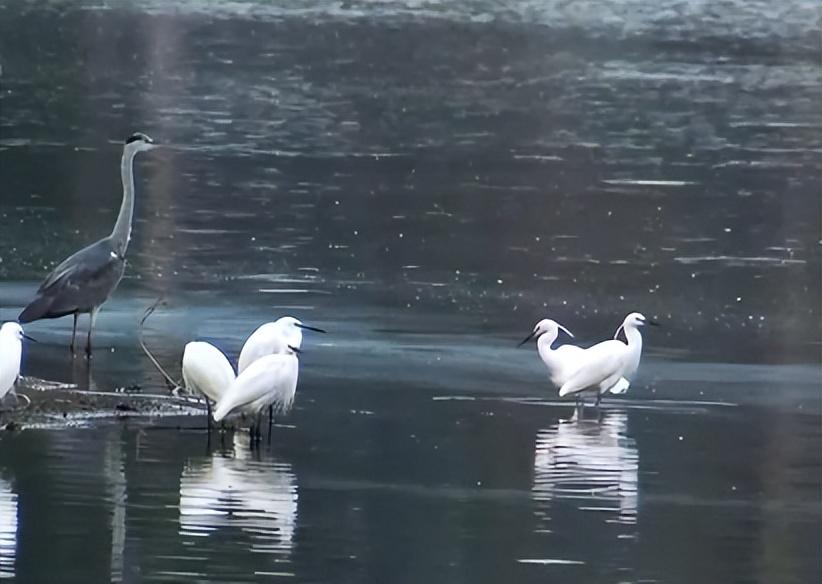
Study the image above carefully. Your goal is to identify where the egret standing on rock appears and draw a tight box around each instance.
[0,322,36,405]
[214,345,301,442]
[558,312,658,405]
[19,133,157,357]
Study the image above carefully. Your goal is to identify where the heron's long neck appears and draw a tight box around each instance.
[111,148,137,256]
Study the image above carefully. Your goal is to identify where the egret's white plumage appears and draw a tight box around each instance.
[520,318,630,394]
[558,312,655,399]
[0,323,25,401]
[520,319,585,387]
[181,341,236,404]
[238,316,323,374]
[213,348,299,424]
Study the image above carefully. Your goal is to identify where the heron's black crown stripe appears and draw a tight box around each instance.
[125,133,146,144]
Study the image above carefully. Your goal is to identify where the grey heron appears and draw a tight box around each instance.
[18,133,157,357]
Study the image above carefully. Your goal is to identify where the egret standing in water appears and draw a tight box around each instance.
[238,316,325,437]
[519,319,585,387]
[0,322,36,406]
[213,345,301,443]
[19,133,157,357]
[238,316,325,373]
[558,312,657,405]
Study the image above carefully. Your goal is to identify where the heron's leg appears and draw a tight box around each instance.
[70,313,79,356]
[86,308,99,358]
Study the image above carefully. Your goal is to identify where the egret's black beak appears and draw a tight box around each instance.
[296,323,326,333]
[23,334,38,343]
[289,345,301,354]
[647,319,661,327]
[518,331,537,347]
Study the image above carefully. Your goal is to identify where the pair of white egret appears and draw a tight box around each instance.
[177,315,325,441]
[519,312,658,405]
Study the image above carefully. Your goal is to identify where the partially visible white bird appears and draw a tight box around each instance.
[0,322,34,406]
[558,312,657,404]
[181,341,236,421]
[238,316,325,374]
[213,345,300,442]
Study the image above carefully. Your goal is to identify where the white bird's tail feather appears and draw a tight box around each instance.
[609,377,630,394]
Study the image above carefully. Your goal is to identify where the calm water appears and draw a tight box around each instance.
[0,0,820,582]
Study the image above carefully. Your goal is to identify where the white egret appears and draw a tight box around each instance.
[238,316,325,374]
[138,300,236,429]
[519,318,630,404]
[213,346,300,443]
[181,341,236,423]
[238,316,324,437]
[558,312,658,405]
[519,319,585,387]
[0,322,35,407]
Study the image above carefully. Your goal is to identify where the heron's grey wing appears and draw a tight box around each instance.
[20,239,125,321]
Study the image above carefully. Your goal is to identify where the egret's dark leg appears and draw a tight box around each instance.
[268,405,273,443]
[70,313,79,356]
[86,308,99,358]
[206,401,213,433]
[595,391,602,407]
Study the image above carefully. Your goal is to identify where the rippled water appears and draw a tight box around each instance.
[0,0,820,581]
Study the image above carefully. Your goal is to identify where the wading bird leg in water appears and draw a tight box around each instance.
[268,405,274,443]
[206,401,213,433]
[70,313,79,356]
[85,308,99,358]
[595,391,602,407]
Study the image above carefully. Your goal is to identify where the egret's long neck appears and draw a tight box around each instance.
[536,330,559,360]
[110,147,137,256]
[624,325,643,353]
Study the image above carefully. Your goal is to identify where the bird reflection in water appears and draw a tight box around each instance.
[179,433,298,556]
[532,409,638,526]
[0,476,17,579]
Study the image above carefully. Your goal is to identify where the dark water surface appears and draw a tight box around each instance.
[0,0,820,582]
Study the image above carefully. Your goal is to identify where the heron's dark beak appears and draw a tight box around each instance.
[647,319,661,327]
[288,345,302,354]
[518,331,537,347]
[296,323,326,333]
[23,334,38,343]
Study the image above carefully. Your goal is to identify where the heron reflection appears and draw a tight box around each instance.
[532,409,638,525]
[179,434,298,555]
[0,477,17,579]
